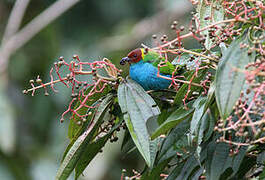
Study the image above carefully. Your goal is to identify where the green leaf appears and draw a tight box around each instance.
[167,147,207,180]
[229,146,247,178]
[196,0,224,49]
[207,142,230,180]
[61,106,98,162]
[68,85,111,140]
[203,107,216,142]
[141,158,171,180]
[215,35,255,120]
[117,78,160,168]
[234,156,256,179]
[74,119,122,179]
[196,110,210,158]
[205,142,247,180]
[151,101,194,140]
[165,161,185,180]
[157,118,191,163]
[55,94,114,180]
[260,166,265,179]
[190,96,207,139]
[205,81,216,110]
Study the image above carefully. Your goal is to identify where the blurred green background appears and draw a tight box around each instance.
[0,0,193,179]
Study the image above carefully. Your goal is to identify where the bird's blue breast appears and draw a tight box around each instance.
[129,60,171,90]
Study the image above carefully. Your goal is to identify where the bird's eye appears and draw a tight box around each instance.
[133,54,137,57]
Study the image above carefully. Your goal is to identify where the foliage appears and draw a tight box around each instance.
[23,0,265,179]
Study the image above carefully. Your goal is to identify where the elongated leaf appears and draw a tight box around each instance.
[229,146,247,178]
[234,156,256,178]
[260,167,265,179]
[75,135,110,179]
[190,96,207,139]
[166,161,185,180]
[205,142,247,180]
[61,106,98,162]
[151,101,194,140]
[56,94,113,180]
[117,78,160,168]
[203,108,216,142]
[190,96,209,158]
[209,142,230,180]
[74,120,122,179]
[68,85,110,140]
[215,35,255,120]
[196,111,209,158]
[205,81,216,109]
[196,0,224,49]
[141,158,172,180]
[167,146,207,180]
[158,119,191,163]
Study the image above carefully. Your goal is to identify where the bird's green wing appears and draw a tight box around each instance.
[142,50,176,75]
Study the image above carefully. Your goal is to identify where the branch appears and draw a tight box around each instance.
[2,0,31,44]
[0,0,80,74]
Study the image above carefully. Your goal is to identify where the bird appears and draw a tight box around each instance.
[120,48,182,90]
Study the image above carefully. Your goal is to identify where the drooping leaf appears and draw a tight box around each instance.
[74,119,122,179]
[151,101,194,140]
[68,85,111,140]
[229,146,248,178]
[167,146,207,180]
[190,96,207,140]
[56,94,114,180]
[215,34,255,120]
[203,107,216,142]
[234,156,256,179]
[259,166,265,179]
[141,158,172,180]
[207,142,230,180]
[157,118,192,163]
[117,78,160,168]
[196,110,210,158]
[205,141,248,180]
[196,0,224,49]
[204,81,216,110]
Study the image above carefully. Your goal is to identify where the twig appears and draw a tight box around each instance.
[159,75,207,88]
[25,70,117,93]
[159,48,219,62]
[25,77,68,93]
[154,18,249,50]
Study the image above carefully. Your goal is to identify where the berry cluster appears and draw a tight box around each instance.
[23,55,121,122]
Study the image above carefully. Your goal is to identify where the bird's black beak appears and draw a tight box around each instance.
[120,57,131,65]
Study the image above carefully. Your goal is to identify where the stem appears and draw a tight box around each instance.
[75,70,117,81]
[25,77,68,92]
[25,70,117,93]
[159,75,207,88]
[165,49,219,63]
[1,0,31,44]
[0,0,80,74]
[154,18,249,50]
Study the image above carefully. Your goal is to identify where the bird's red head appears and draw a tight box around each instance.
[120,48,143,65]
